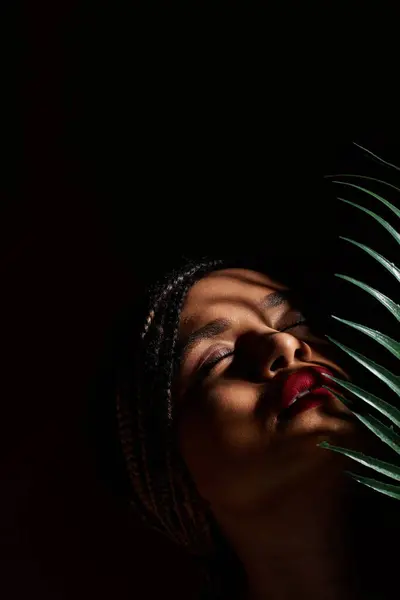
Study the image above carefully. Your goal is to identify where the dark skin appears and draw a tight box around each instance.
[174,268,385,600]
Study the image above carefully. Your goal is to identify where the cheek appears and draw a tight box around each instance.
[312,343,350,380]
[176,380,271,504]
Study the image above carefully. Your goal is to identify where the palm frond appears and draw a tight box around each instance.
[325,336,400,397]
[338,198,400,245]
[319,144,400,500]
[330,315,400,360]
[338,237,400,284]
[334,181,400,219]
[334,274,400,322]
[324,173,400,197]
[319,441,400,481]
[353,142,400,173]
[321,376,400,427]
[346,472,400,501]
[319,387,400,456]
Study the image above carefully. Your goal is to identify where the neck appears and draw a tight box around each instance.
[213,472,360,600]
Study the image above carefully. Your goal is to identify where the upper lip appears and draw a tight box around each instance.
[277,366,341,413]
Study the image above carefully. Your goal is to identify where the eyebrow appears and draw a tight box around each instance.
[179,290,291,361]
[179,318,231,361]
[256,289,291,311]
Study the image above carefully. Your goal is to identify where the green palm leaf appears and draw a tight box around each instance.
[338,237,400,284]
[320,387,400,455]
[318,146,400,500]
[353,142,400,173]
[319,441,400,481]
[325,173,400,198]
[346,472,400,501]
[334,181,400,219]
[320,375,400,427]
[330,315,400,360]
[338,198,400,245]
[325,336,400,397]
[334,274,400,322]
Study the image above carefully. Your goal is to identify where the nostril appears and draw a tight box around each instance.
[270,355,286,372]
[295,347,304,359]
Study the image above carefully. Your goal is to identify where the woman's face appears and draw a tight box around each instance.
[174,268,363,514]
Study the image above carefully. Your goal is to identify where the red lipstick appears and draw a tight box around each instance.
[279,366,340,418]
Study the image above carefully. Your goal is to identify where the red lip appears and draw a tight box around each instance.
[279,366,341,414]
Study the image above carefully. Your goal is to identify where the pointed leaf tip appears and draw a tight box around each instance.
[346,471,400,501]
[353,142,400,173]
[330,314,400,360]
[325,335,400,398]
[333,181,400,219]
[320,374,400,429]
[337,197,400,246]
[338,237,400,284]
[319,442,400,481]
[334,274,400,323]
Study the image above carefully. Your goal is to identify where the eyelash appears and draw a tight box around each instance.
[279,318,308,333]
[201,318,308,373]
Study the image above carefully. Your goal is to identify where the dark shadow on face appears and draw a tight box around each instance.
[172,268,374,516]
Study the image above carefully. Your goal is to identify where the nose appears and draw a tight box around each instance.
[258,331,313,380]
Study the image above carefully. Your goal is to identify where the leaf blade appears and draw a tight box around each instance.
[346,471,400,501]
[334,181,400,219]
[318,441,400,481]
[331,315,400,360]
[324,174,400,198]
[353,142,400,172]
[321,375,400,428]
[322,387,400,456]
[325,335,400,397]
[338,198,400,245]
[335,273,400,322]
[339,237,400,284]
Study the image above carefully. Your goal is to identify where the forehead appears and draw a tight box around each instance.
[181,268,289,324]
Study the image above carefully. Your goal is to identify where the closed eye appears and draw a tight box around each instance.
[199,348,234,375]
[279,318,308,333]
[199,320,308,375]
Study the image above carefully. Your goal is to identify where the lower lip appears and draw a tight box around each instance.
[281,387,333,419]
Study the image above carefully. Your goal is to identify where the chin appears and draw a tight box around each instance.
[278,404,360,438]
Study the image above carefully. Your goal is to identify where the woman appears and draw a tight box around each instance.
[101,252,397,599]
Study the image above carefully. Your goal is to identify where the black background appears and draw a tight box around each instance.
[5,3,400,599]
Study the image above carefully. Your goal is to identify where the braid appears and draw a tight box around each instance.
[115,256,248,597]
[141,259,222,340]
[96,246,328,597]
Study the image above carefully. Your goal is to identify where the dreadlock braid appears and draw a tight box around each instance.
[115,252,310,596]
[115,256,252,597]
[116,258,229,544]
[140,259,221,339]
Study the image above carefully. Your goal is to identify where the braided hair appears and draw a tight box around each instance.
[115,256,250,598]
[106,251,326,598]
